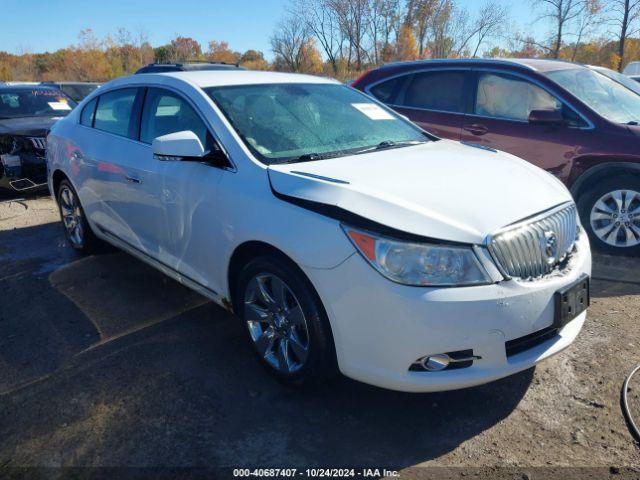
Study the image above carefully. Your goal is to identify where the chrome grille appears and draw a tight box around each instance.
[27,137,47,150]
[488,203,578,279]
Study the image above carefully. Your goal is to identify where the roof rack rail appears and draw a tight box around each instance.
[135,61,245,74]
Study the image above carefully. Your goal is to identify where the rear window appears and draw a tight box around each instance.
[402,71,466,113]
[80,97,97,127]
[369,76,405,103]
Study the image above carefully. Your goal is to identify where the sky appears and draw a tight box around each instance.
[2,0,550,59]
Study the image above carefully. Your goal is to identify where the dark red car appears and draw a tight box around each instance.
[353,58,640,255]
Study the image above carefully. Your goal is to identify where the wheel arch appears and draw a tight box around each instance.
[228,241,311,313]
[570,161,640,200]
[51,169,70,197]
[226,239,338,365]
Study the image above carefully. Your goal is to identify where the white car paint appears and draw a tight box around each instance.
[269,140,571,244]
[47,70,591,392]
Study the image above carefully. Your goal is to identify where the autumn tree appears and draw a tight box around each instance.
[395,24,419,59]
[207,41,241,64]
[329,0,370,69]
[271,11,311,71]
[406,0,439,57]
[240,49,270,70]
[296,0,345,73]
[170,36,202,62]
[299,39,326,73]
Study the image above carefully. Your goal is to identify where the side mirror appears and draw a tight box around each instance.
[153,131,205,160]
[528,109,564,126]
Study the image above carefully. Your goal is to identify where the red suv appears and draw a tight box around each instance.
[353,58,640,255]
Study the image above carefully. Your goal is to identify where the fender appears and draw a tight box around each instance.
[569,160,640,197]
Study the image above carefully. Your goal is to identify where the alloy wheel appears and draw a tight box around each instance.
[59,186,84,247]
[244,273,310,374]
[589,189,640,248]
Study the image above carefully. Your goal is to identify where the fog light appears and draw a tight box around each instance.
[421,354,450,371]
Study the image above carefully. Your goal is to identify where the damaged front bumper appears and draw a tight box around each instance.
[0,137,48,193]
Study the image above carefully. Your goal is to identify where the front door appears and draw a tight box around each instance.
[461,71,593,178]
[139,87,229,292]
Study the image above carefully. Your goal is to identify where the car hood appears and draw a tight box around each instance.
[0,116,61,136]
[268,140,573,244]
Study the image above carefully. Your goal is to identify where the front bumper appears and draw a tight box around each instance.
[0,150,48,193]
[306,231,591,392]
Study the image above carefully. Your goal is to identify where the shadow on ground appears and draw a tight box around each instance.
[590,253,640,298]
[0,222,535,469]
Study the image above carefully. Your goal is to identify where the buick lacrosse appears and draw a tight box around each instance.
[47,71,591,392]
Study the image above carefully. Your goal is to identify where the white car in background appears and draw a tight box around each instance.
[623,61,640,76]
[47,71,591,392]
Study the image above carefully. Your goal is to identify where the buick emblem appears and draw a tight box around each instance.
[542,231,559,265]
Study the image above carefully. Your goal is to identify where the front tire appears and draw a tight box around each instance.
[577,175,640,255]
[235,255,337,386]
[56,179,102,254]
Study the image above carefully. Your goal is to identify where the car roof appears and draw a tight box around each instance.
[115,70,341,89]
[378,57,586,73]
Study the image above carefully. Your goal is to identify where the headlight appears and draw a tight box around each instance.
[343,225,492,287]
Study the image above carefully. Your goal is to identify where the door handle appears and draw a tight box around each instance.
[463,124,489,136]
[125,175,141,184]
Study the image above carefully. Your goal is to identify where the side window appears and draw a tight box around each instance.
[140,88,210,148]
[369,76,405,104]
[401,71,466,113]
[93,88,138,138]
[80,97,97,127]
[475,73,562,121]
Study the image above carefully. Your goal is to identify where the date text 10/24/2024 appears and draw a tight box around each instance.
[232,468,400,478]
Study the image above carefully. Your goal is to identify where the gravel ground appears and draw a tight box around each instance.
[0,196,639,479]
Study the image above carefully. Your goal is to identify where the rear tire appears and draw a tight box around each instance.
[577,175,640,256]
[56,179,103,254]
[234,254,338,386]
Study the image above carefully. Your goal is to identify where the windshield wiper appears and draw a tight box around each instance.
[353,139,427,155]
[277,139,428,164]
[280,151,347,164]
[627,121,639,125]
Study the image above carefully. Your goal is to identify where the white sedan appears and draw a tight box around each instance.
[47,70,591,392]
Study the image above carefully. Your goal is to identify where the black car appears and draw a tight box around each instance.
[41,82,101,102]
[135,62,244,74]
[0,86,77,194]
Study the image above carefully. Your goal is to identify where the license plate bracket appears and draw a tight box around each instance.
[554,274,590,329]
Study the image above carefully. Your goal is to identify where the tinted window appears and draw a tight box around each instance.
[369,76,405,103]
[94,88,138,138]
[402,71,466,113]
[140,88,210,147]
[80,97,97,127]
[475,73,561,121]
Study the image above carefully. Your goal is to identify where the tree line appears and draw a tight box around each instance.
[1,0,640,84]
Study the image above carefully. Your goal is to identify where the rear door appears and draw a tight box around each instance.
[368,69,471,140]
[88,87,164,253]
[462,70,593,176]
